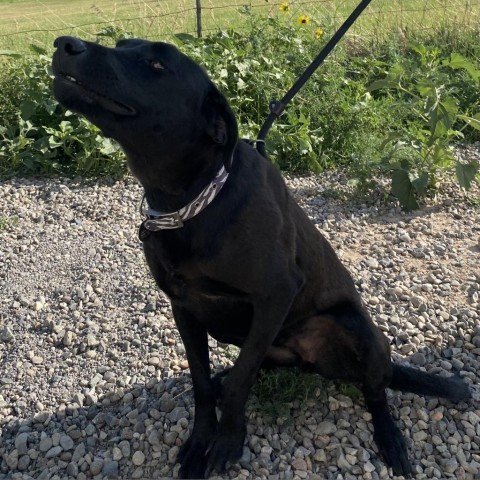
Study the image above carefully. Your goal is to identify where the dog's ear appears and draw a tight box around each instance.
[202,84,238,171]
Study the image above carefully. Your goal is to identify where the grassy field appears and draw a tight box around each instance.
[0,0,479,52]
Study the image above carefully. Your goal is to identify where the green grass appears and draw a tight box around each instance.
[0,0,479,52]
[249,367,362,419]
[0,215,18,229]
[250,368,326,418]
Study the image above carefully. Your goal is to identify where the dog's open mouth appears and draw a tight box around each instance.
[55,73,137,116]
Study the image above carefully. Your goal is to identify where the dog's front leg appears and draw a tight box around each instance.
[172,305,217,479]
[205,274,302,476]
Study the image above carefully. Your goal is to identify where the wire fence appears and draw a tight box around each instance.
[0,0,479,52]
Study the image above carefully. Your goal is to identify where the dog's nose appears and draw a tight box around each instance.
[54,36,86,55]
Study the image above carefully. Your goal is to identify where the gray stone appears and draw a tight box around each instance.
[63,330,75,346]
[132,467,144,479]
[365,257,379,268]
[72,392,85,407]
[5,450,18,470]
[357,447,370,462]
[17,454,31,471]
[118,440,131,457]
[132,450,145,466]
[37,470,51,480]
[66,462,79,476]
[39,436,53,452]
[59,434,75,451]
[15,432,29,455]
[90,458,103,475]
[164,431,178,446]
[45,446,62,459]
[160,392,175,413]
[103,460,119,478]
[34,411,50,423]
[167,407,188,423]
[443,458,459,474]
[71,442,86,463]
[413,430,428,441]
[336,453,351,470]
[168,446,179,464]
[148,429,162,446]
[315,421,337,435]
[410,352,426,366]
[292,458,308,471]
[112,446,123,461]
[0,326,14,343]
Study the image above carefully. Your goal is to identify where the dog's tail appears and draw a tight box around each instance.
[390,363,472,402]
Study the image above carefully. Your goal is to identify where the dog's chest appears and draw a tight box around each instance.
[143,233,243,303]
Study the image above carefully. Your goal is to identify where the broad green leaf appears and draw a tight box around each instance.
[412,172,429,195]
[443,53,480,81]
[0,50,21,58]
[44,98,58,115]
[20,100,36,120]
[391,169,419,211]
[456,161,479,190]
[237,77,246,90]
[430,99,457,138]
[48,136,63,148]
[59,121,73,133]
[429,100,440,136]
[458,113,480,131]
[29,44,47,55]
[432,143,454,168]
[174,33,196,44]
[308,158,322,174]
[367,78,399,92]
[417,79,435,98]
[100,138,121,155]
[298,137,312,154]
[380,131,404,151]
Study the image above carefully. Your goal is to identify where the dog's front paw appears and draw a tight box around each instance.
[204,422,246,477]
[178,428,215,479]
[374,423,412,477]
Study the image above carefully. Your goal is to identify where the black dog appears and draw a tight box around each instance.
[52,37,472,478]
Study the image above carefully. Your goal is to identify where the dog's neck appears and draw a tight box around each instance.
[129,150,227,213]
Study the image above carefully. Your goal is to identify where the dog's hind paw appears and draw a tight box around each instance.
[374,421,412,477]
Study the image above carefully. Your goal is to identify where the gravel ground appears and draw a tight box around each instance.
[1,150,479,480]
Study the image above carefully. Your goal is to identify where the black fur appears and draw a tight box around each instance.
[52,36,472,478]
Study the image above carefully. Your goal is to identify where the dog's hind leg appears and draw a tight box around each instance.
[285,304,412,476]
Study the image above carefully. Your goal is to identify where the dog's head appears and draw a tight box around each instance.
[52,36,238,178]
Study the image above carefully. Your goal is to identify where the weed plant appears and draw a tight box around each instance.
[0,6,478,209]
[0,48,124,178]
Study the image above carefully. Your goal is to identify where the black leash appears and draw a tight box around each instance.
[256,0,373,157]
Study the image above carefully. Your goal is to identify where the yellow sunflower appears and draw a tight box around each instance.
[279,2,289,14]
[297,15,311,26]
[315,27,324,39]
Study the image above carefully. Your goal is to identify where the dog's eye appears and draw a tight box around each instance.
[149,59,165,71]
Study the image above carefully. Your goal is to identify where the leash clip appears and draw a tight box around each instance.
[269,100,285,117]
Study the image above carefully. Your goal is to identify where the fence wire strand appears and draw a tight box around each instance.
[0,0,479,52]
